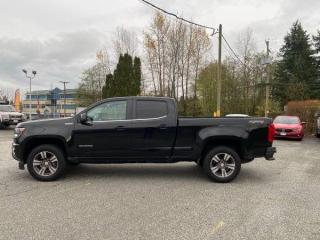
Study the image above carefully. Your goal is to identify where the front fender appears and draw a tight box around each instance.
[19,135,69,162]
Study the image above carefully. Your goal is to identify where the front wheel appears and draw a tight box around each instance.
[27,144,66,181]
[202,146,241,183]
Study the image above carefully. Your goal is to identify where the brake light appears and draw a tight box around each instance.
[268,123,275,143]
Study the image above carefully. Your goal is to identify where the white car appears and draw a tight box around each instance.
[0,105,25,129]
[225,114,249,118]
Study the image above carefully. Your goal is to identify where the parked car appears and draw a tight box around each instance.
[12,96,276,182]
[273,115,305,140]
[0,105,25,129]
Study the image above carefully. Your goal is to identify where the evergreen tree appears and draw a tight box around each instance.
[102,74,114,98]
[132,57,141,95]
[313,30,320,56]
[102,53,141,97]
[274,21,318,105]
[313,30,320,77]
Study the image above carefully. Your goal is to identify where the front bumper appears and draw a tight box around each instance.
[12,142,25,170]
[1,119,23,125]
[12,142,22,161]
[1,119,10,124]
[9,119,24,125]
[265,147,276,160]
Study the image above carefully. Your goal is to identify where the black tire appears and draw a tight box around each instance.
[67,161,80,166]
[316,133,320,138]
[194,159,202,167]
[202,146,241,183]
[27,144,66,181]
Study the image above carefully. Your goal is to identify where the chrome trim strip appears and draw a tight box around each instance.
[91,115,168,123]
[78,145,94,148]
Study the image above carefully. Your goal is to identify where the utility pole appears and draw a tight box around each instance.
[59,81,69,117]
[22,69,37,120]
[217,24,222,117]
[265,40,271,117]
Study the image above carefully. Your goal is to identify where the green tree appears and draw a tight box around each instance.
[102,53,141,98]
[313,30,320,57]
[132,57,141,95]
[313,30,320,79]
[102,73,114,98]
[274,21,318,105]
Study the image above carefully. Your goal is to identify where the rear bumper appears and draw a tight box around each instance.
[265,147,276,160]
[275,132,303,139]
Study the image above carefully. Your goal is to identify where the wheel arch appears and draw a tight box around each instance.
[199,137,244,166]
[22,136,67,163]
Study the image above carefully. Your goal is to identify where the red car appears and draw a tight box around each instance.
[273,116,305,140]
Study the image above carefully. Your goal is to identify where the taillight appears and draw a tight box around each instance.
[268,123,275,143]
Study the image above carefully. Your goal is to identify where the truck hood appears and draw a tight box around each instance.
[17,117,74,128]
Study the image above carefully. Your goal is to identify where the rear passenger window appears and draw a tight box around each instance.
[136,100,168,119]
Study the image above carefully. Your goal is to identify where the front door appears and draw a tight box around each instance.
[73,100,133,161]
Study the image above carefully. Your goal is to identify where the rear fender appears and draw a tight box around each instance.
[196,126,248,157]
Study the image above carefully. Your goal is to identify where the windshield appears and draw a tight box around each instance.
[274,116,300,124]
[0,105,16,112]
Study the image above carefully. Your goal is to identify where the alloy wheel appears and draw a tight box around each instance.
[32,151,59,177]
[210,153,236,178]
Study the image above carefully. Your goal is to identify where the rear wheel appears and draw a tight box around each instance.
[27,144,66,181]
[202,146,241,183]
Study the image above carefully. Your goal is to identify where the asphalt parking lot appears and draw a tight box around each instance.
[0,128,320,240]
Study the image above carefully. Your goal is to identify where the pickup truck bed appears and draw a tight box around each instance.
[174,117,273,162]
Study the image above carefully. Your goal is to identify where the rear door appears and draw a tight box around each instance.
[129,99,177,160]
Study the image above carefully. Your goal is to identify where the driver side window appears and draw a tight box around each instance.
[87,101,127,121]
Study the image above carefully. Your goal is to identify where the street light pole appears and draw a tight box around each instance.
[59,81,69,117]
[22,69,37,120]
[217,24,222,117]
[265,40,271,117]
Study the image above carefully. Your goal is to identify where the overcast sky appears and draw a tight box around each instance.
[0,0,320,97]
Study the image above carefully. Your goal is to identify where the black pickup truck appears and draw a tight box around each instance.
[12,96,276,182]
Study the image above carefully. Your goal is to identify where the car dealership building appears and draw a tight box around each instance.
[22,87,78,118]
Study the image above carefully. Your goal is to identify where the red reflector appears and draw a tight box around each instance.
[268,123,275,143]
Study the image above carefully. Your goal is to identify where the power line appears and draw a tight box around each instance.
[222,39,242,64]
[139,0,217,34]
[221,33,254,71]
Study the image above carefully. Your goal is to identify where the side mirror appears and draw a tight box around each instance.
[80,113,93,125]
[80,113,87,123]
[301,121,307,125]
